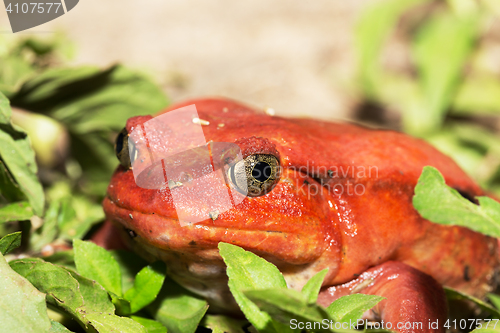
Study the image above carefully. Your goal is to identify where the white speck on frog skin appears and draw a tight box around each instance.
[192,117,210,126]
[129,214,133,219]
[265,107,275,116]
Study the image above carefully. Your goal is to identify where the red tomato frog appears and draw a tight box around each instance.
[100,98,499,333]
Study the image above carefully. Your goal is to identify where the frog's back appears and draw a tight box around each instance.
[163,97,498,297]
[168,97,481,194]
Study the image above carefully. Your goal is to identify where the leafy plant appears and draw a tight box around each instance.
[353,0,500,195]
[0,33,74,97]
[414,166,500,331]
[0,34,169,254]
[414,166,500,237]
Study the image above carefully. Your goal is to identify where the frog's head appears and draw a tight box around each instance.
[103,98,341,310]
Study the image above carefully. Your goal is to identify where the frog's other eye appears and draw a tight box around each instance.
[228,154,280,197]
[115,128,134,169]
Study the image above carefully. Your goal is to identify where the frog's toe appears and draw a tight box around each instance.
[318,261,447,333]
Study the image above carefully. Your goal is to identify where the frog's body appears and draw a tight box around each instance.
[102,98,498,333]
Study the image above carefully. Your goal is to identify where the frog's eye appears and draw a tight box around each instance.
[115,128,134,169]
[228,154,280,197]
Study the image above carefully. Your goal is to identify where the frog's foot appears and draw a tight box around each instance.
[90,220,128,250]
[317,261,447,333]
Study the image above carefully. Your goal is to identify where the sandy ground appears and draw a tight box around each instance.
[1,0,374,119]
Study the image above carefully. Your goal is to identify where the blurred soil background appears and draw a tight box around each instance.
[2,0,369,120]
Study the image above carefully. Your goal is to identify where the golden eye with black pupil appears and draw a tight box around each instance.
[228,154,280,197]
[115,128,133,169]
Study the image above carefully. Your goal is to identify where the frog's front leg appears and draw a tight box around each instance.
[91,220,128,250]
[318,261,447,333]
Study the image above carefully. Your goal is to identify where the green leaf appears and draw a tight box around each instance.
[51,66,168,133]
[48,320,74,332]
[408,12,478,133]
[0,92,44,215]
[445,287,500,318]
[326,294,384,322]
[10,257,144,332]
[244,289,360,333]
[424,129,485,178]
[70,133,118,191]
[0,57,35,97]
[11,66,107,108]
[11,66,168,132]
[73,239,122,296]
[10,258,86,323]
[8,64,168,197]
[84,312,147,333]
[30,199,60,251]
[218,242,287,332]
[355,0,429,97]
[202,314,247,333]
[0,201,33,223]
[110,293,132,316]
[58,196,104,241]
[0,89,11,122]
[43,250,75,270]
[413,166,500,237]
[243,288,327,323]
[149,277,208,333]
[0,253,51,333]
[489,293,500,310]
[130,316,167,333]
[0,231,22,254]
[66,269,115,314]
[301,269,328,304]
[124,261,166,313]
[0,160,26,203]
[40,182,104,243]
[110,249,149,292]
[0,34,71,97]
[453,75,500,115]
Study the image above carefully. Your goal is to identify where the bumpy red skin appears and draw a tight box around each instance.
[102,98,498,332]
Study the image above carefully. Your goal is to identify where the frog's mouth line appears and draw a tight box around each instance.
[104,164,333,234]
[104,195,298,235]
[103,163,337,248]
[103,194,327,264]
